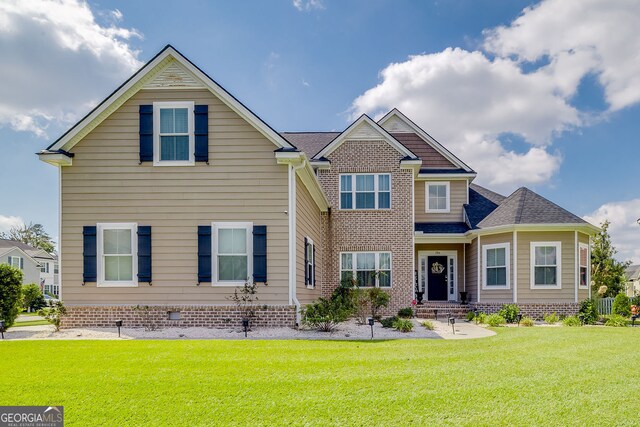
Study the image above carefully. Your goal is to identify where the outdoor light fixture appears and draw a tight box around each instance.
[448,316,456,334]
[578,314,585,326]
[242,318,249,338]
[0,320,5,339]
[517,314,523,326]
[474,309,479,325]
[115,319,123,338]
[434,309,439,321]
[368,317,375,339]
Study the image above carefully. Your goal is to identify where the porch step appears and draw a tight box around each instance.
[414,303,472,319]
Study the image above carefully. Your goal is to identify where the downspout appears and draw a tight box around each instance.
[288,162,305,326]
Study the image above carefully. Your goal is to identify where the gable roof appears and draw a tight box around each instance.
[0,239,54,259]
[464,184,505,229]
[280,132,340,158]
[477,187,588,228]
[313,115,418,160]
[0,244,41,265]
[378,109,474,173]
[42,45,295,154]
[391,132,459,169]
[626,265,640,281]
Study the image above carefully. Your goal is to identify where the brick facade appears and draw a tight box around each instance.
[61,305,296,329]
[317,140,415,316]
[473,302,580,319]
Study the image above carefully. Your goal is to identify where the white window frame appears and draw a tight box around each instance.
[339,173,391,210]
[305,237,315,289]
[579,242,589,289]
[9,256,22,270]
[97,222,138,287]
[153,101,195,166]
[425,181,450,213]
[212,222,253,286]
[530,241,562,289]
[482,243,510,290]
[40,262,50,273]
[339,251,392,288]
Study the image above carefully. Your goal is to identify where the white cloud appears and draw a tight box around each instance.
[0,215,24,234]
[583,199,640,264]
[350,0,640,192]
[292,0,324,12]
[0,0,142,137]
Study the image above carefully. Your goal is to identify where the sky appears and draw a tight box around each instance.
[0,0,639,263]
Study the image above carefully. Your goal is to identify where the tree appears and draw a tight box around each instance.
[591,220,630,297]
[0,264,24,327]
[0,222,55,253]
[22,283,46,312]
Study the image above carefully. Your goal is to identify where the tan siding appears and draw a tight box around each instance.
[415,180,466,222]
[466,239,478,302]
[478,233,514,303]
[578,232,590,301]
[517,231,576,303]
[61,88,290,305]
[296,176,323,305]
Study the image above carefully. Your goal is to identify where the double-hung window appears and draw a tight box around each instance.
[153,101,195,165]
[97,223,137,287]
[8,256,23,270]
[340,174,391,209]
[40,262,50,273]
[213,222,252,285]
[579,243,589,288]
[426,182,450,212]
[305,237,315,288]
[531,242,561,288]
[483,243,510,289]
[340,252,391,287]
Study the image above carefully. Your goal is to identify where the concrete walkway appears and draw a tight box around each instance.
[424,319,496,340]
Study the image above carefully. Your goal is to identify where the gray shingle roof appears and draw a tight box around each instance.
[0,239,54,259]
[279,132,340,158]
[415,222,470,234]
[477,187,587,228]
[464,185,505,229]
[626,265,640,281]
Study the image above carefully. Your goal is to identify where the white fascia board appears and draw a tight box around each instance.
[476,223,600,236]
[417,173,477,180]
[414,233,474,244]
[276,151,329,212]
[38,152,73,167]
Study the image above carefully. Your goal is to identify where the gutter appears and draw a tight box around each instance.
[288,162,305,326]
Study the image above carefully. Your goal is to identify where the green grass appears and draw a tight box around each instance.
[2,328,640,426]
[10,319,49,327]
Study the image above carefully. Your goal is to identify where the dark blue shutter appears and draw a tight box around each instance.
[253,225,267,283]
[138,226,152,283]
[198,226,212,283]
[83,226,97,283]
[139,105,153,162]
[312,244,316,288]
[194,105,208,163]
[304,237,309,285]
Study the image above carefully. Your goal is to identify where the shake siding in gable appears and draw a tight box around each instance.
[295,176,323,305]
[414,180,466,222]
[61,89,290,305]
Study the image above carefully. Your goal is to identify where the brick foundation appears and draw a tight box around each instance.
[61,305,296,329]
[472,302,579,319]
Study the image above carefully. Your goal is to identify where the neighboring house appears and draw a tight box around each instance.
[38,45,598,328]
[0,238,58,295]
[625,265,640,297]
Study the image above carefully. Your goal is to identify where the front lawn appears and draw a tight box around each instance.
[1,328,639,426]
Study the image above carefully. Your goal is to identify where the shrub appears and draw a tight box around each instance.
[476,312,487,324]
[486,314,506,327]
[498,304,520,323]
[612,293,631,317]
[351,288,370,325]
[520,317,535,327]
[397,307,414,318]
[421,320,435,330]
[392,318,414,332]
[562,316,582,327]
[22,283,46,312]
[368,288,390,320]
[578,298,599,325]
[631,296,640,307]
[302,298,350,332]
[465,311,475,322]
[605,314,629,327]
[133,305,159,331]
[380,316,398,328]
[227,281,259,323]
[544,312,559,324]
[0,264,23,328]
[38,300,67,331]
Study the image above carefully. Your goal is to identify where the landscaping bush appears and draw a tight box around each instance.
[520,317,535,327]
[368,288,390,320]
[543,312,559,324]
[465,311,475,322]
[578,298,599,325]
[421,320,435,330]
[22,283,46,312]
[605,314,628,327]
[351,288,390,324]
[486,314,506,327]
[380,316,398,328]
[0,264,23,328]
[498,304,520,323]
[631,296,640,307]
[475,312,487,324]
[392,318,413,332]
[302,294,352,332]
[38,300,67,331]
[397,307,414,318]
[612,293,631,317]
[562,316,582,327]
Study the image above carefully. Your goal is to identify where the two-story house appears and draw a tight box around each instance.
[39,46,597,328]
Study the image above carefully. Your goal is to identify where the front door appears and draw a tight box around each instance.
[427,255,448,301]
